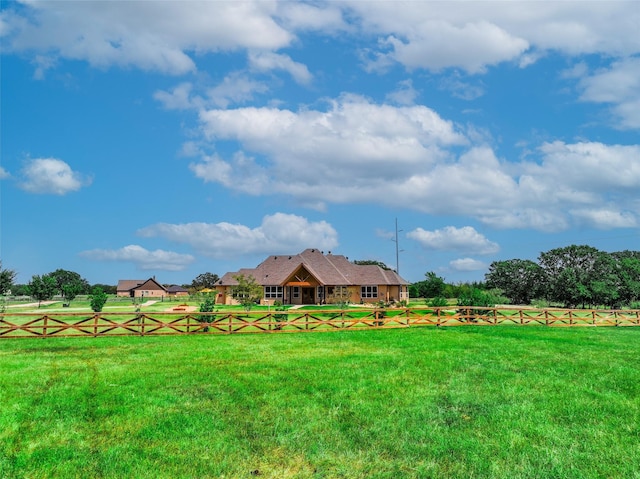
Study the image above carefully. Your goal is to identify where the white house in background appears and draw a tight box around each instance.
[116,278,167,298]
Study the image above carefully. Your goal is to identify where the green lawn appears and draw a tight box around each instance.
[1,327,639,478]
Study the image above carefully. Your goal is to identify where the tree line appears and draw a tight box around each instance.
[411,245,640,309]
[0,264,222,308]
[486,245,640,308]
[3,244,639,310]
[409,272,486,303]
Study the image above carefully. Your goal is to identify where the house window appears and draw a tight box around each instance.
[327,286,348,297]
[293,286,300,298]
[264,286,283,299]
[361,285,378,298]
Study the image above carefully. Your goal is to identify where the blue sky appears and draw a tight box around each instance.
[1,1,639,286]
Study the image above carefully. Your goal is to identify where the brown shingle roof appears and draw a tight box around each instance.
[166,285,188,293]
[131,278,167,292]
[117,279,145,292]
[118,278,169,292]
[217,249,409,287]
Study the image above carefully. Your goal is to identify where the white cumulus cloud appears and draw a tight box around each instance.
[207,73,270,108]
[349,2,640,72]
[189,95,640,232]
[408,226,499,255]
[577,57,640,129]
[569,208,638,230]
[154,74,270,111]
[136,213,339,258]
[3,1,639,78]
[153,82,200,111]
[449,258,487,272]
[80,245,195,271]
[192,94,466,207]
[380,20,529,74]
[248,51,312,84]
[19,158,91,195]
[1,1,292,75]
[385,79,419,105]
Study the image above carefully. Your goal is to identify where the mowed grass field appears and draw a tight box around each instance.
[1,327,639,479]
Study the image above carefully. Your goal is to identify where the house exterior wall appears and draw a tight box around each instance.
[322,285,350,304]
[216,290,228,304]
[118,279,170,299]
[133,288,165,298]
[363,285,408,303]
[214,249,409,306]
[215,284,408,305]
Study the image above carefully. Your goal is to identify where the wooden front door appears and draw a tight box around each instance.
[302,287,315,304]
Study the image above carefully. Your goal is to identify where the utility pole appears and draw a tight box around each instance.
[393,218,403,275]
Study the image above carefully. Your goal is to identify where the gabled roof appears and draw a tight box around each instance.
[117,279,145,292]
[166,285,189,293]
[131,277,167,292]
[217,249,409,286]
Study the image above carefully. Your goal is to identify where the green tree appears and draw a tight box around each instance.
[421,272,446,298]
[198,293,217,329]
[10,284,29,296]
[230,274,263,311]
[190,272,220,291]
[427,296,449,307]
[612,251,640,307]
[485,259,544,305]
[49,269,89,297]
[587,252,621,308]
[26,274,58,307]
[91,283,117,295]
[539,245,600,307]
[89,287,108,312]
[457,288,503,308]
[0,261,17,295]
[442,281,486,299]
[456,287,504,321]
[62,282,83,306]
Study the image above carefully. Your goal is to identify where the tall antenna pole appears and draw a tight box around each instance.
[394,217,402,275]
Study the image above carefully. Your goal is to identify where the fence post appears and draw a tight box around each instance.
[43,315,48,337]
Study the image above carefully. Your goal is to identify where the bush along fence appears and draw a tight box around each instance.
[1,307,640,339]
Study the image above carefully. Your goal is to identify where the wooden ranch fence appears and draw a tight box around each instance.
[1,307,639,339]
